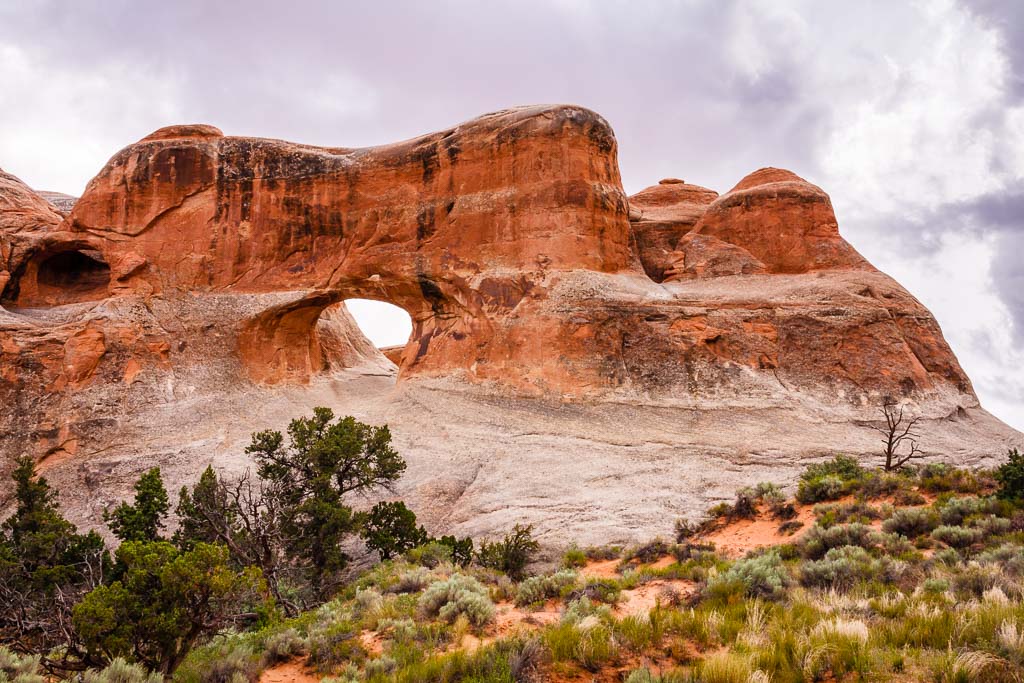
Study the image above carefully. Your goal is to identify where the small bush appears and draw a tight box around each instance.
[894,489,926,506]
[997,448,1024,501]
[262,628,305,664]
[405,541,453,568]
[732,488,760,519]
[797,475,846,504]
[882,507,939,537]
[814,501,883,528]
[708,502,733,518]
[562,545,587,568]
[801,523,874,559]
[306,609,366,673]
[583,545,621,561]
[624,538,671,564]
[798,455,865,498]
[0,648,42,681]
[707,551,791,601]
[364,656,397,678]
[973,515,1012,536]
[574,624,617,672]
[918,463,981,494]
[562,597,612,625]
[931,525,984,549]
[435,535,474,567]
[418,574,495,626]
[574,578,621,605]
[812,455,867,480]
[800,545,878,589]
[515,570,577,606]
[937,497,984,526]
[674,519,697,542]
[83,658,163,683]
[694,651,755,683]
[475,524,539,580]
[175,643,260,683]
[390,566,436,594]
[778,520,804,535]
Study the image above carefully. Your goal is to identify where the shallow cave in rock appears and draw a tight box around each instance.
[4,248,111,307]
[36,249,111,293]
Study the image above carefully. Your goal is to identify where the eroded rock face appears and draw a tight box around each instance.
[1,105,1018,541]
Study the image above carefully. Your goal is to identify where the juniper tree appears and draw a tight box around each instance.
[104,467,169,542]
[0,457,107,662]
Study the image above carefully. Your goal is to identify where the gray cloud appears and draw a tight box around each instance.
[966,0,1024,98]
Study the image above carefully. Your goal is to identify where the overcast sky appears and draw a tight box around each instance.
[1,0,1022,431]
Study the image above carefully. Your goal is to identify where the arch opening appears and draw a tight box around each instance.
[239,294,416,385]
[316,299,413,375]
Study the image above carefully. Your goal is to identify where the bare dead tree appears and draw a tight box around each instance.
[869,400,925,471]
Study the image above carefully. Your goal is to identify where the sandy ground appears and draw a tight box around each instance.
[258,660,319,683]
[699,504,817,558]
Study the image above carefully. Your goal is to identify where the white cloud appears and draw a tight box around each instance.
[0,43,185,194]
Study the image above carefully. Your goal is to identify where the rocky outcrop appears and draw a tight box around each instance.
[0,105,1018,541]
[628,178,719,281]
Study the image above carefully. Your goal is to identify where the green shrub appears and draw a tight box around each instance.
[624,668,687,683]
[894,489,927,506]
[361,501,428,561]
[435,535,474,567]
[932,525,984,549]
[693,651,755,683]
[514,569,577,606]
[997,448,1024,501]
[882,507,940,537]
[418,574,495,626]
[577,578,622,605]
[708,502,733,518]
[83,658,163,683]
[860,471,905,499]
[624,538,671,564]
[562,597,612,625]
[674,519,698,542]
[390,566,435,594]
[573,624,617,672]
[801,523,874,559]
[814,501,883,528]
[262,628,305,664]
[562,545,587,568]
[731,488,760,519]
[797,475,846,504]
[973,515,1013,536]
[305,604,365,673]
[0,647,44,683]
[707,551,791,601]
[364,655,397,678]
[938,497,985,526]
[979,543,1024,576]
[583,545,621,561]
[405,541,452,568]
[475,524,538,580]
[919,463,981,494]
[800,545,878,589]
[798,456,864,505]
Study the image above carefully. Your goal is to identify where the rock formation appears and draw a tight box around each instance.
[0,105,1019,543]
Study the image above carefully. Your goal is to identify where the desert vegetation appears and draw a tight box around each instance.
[3,409,1024,682]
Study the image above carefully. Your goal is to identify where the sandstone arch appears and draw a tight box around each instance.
[61,106,630,389]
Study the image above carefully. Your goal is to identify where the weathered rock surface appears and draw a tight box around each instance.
[0,106,1019,543]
